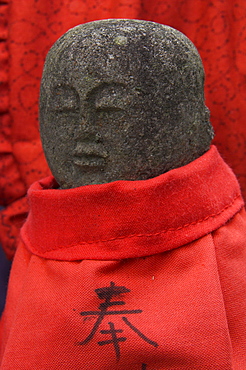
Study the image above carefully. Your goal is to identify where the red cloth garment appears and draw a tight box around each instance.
[1,0,246,259]
[0,146,246,369]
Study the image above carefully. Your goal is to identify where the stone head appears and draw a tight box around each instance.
[39,19,213,189]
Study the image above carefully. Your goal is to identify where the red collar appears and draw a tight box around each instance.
[21,146,244,261]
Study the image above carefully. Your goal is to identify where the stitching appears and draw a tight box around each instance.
[30,193,243,253]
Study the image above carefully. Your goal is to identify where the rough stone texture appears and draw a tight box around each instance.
[39,19,214,189]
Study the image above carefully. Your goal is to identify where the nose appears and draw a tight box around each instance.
[75,119,102,143]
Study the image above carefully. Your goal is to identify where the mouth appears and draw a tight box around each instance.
[73,155,106,168]
[73,143,108,168]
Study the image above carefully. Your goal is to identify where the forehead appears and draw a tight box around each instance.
[48,33,155,89]
[41,22,204,108]
[44,21,203,79]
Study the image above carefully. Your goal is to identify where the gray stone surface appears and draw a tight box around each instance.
[39,19,214,189]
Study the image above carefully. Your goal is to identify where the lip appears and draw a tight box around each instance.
[73,143,108,168]
[73,155,106,168]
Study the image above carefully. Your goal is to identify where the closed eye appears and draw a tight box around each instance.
[86,82,129,113]
[96,106,124,113]
[54,105,79,113]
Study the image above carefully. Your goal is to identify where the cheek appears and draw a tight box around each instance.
[43,113,80,140]
[41,124,76,161]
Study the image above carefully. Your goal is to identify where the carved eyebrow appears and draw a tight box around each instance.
[86,82,128,110]
[86,82,126,98]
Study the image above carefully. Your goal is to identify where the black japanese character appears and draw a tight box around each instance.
[78,282,158,360]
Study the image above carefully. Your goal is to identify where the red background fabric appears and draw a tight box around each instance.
[1,0,246,258]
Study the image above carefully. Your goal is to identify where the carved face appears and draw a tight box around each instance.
[40,46,153,188]
[40,20,212,188]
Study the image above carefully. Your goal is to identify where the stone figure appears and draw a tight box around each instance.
[1,20,246,369]
[39,19,214,189]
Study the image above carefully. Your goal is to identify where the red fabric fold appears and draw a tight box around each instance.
[21,146,244,261]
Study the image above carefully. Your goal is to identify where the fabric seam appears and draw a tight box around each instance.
[24,193,243,253]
